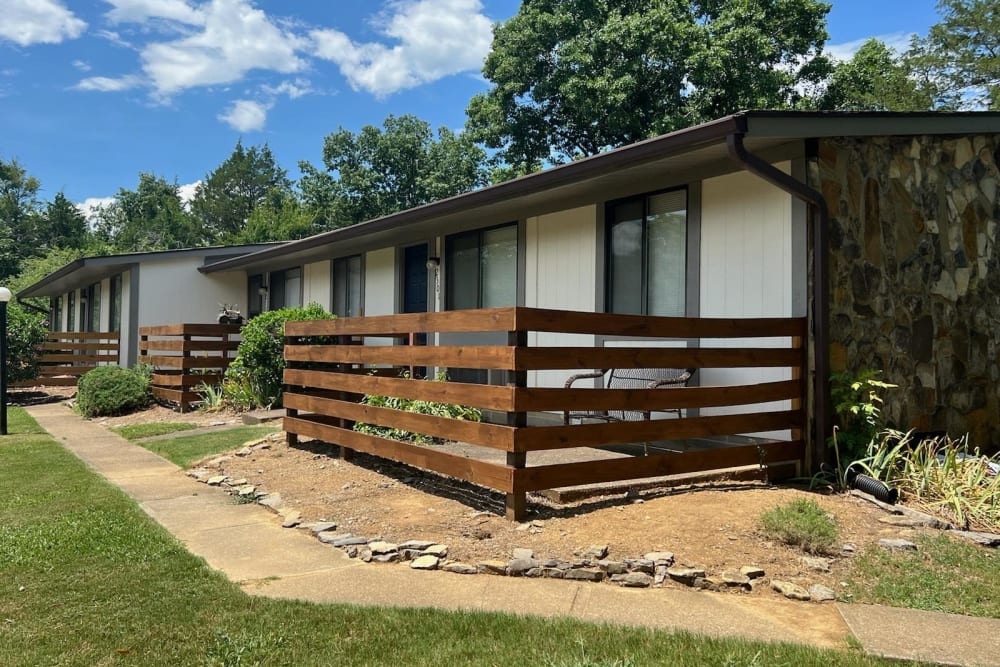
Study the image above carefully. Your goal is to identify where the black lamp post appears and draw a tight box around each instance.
[0,286,10,435]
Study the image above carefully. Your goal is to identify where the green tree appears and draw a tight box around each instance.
[465,0,831,169]
[907,0,1000,109]
[190,141,292,241]
[95,173,202,252]
[40,192,90,250]
[0,157,44,279]
[299,114,488,227]
[817,39,935,111]
[230,191,318,244]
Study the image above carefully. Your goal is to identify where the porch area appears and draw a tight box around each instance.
[281,307,808,521]
[12,331,120,388]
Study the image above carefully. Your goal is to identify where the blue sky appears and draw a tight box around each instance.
[1,0,941,212]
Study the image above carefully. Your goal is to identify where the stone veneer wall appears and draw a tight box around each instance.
[812,135,1000,448]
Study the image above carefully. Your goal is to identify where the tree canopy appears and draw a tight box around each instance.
[817,39,936,111]
[299,114,488,227]
[95,174,201,252]
[465,0,832,168]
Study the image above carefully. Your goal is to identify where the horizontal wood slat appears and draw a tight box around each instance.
[41,342,119,351]
[151,387,203,404]
[140,324,242,336]
[151,373,222,387]
[514,347,801,371]
[515,379,800,412]
[43,331,119,340]
[285,344,515,369]
[513,308,807,338]
[285,308,518,337]
[139,340,239,352]
[514,410,801,452]
[518,441,804,491]
[283,416,514,492]
[283,368,514,412]
[38,366,95,376]
[144,356,232,369]
[12,377,79,387]
[284,392,514,451]
[39,353,119,363]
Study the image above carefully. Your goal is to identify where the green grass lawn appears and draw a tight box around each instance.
[848,533,1000,618]
[0,406,892,667]
[111,421,199,441]
[135,424,279,467]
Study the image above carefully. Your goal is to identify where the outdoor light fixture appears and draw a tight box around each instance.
[257,286,269,297]
[0,286,11,436]
[426,257,440,270]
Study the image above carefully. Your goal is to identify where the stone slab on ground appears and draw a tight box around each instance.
[242,409,285,425]
[840,604,1000,667]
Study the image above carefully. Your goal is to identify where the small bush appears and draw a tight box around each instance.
[224,303,333,409]
[5,304,47,384]
[759,499,838,554]
[76,365,150,417]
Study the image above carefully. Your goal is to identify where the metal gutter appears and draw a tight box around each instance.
[16,296,50,317]
[726,131,831,471]
[200,115,745,273]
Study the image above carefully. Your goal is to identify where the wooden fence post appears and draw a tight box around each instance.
[506,329,528,521]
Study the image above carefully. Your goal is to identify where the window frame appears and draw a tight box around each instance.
[444,221,518,311]
[604,187,689,317]
[331,254,364,318]
[109,274,123,332]
[67,291,76,331]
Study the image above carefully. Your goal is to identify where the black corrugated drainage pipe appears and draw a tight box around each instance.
[726,132,831,470]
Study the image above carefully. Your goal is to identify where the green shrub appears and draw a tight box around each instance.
[759,499,838,554]
[354,370,482,445]
[76,365,150,417]
[830,369,896,463]
[224,303,333,409]
[5,303,47,384]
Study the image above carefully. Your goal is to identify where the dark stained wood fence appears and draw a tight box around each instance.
[11,331,120,387]
[140,323,241,412]
[282,307,808,520]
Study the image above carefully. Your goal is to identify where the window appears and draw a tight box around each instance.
[67,291,76,331]
[445,223,517,310]
[607,189,687,316]
[50,297,63,332]
[248,273,265,318]
[110,274,123,331]
[269,267,302,310]
[87,282,101,332]
[333,255,363,317]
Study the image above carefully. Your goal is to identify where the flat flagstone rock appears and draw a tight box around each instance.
[644,551,675,565]
[598,559,627,575]
[809,584,837,602]
[512,547,534,560]
[772,580,811,601]
[612,572,653,588]
[442,561,478,574]
[740,566,765,579]
[422,544,448,557]
[367,541,398,555]
[331,535,368,547]
[410,555,440,570]
[398,540,436,551]
[237,485,256,496]
[801,556,832,573]
[478,560,508,575]
[258,494,282,510]
[954,530,1000,547]
[666,566,705,585]
[721,571,752,589]
[280,511,302,528]
[307,521,338,534]
[878,538,918,551]
[583,544,609,559]
[206,475,227,486]
[564,568,605,582]
[507,557,539,576]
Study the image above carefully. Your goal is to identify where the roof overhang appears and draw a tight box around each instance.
[17,243,282,299]
[194,110,997,274]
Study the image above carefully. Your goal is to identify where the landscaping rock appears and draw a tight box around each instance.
[512,547,534,560]
[653,565,668,587]
[809,584,837,602]
[400,549,423,561]
[597,560,627,575]
[697,576,727,592]
[563,568,605,582]
[410,555,440,570]
[317,532,352,545]
[367,541,398,555]
[539,567,565,579]
[507,557,539,576]
[524,568,545,578]
[644,551,675,565]
[583,545,609,559]
[478,560,508,575]
[801,556,832,573]
[879,538,918,551]
[625,558,654,574]
[612,572,653,588]
[346,546,359,558]
[772,580,811,601]
[878,514,949,529]
[307,521,338,534]
[666,566,705,586]
[360,549,373,562]
[422,544,448,557]
[372,552,400,563]
[721,571,752,589]
[954,531,1000,547]
[443,561,478,574]
[841,543,857,554]
[187,469,210,480]
[206,475,227,486]
[258,494,282,510]
[280,511,302,528]
[237,485,256,496]
[398,540,436,551]
[207,456,232,467]
[739,566,765,580]
[331,536,368,547]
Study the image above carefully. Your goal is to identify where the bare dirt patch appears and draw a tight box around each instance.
[209,434,936,601]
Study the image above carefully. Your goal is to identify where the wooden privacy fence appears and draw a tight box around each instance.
[282,307,808,520]
[139,323,241,412]
[12,331,120,387]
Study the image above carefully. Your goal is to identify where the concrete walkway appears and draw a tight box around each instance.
[28,403,1000,666]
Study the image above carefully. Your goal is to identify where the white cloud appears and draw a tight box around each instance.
[1,0,86,46]
[76,74,144,92]
[76,196,115,221]
[104,0,203,26]
[217,99,271,132]
[310,0,492,97]
[826,32,916,63]
[140,0,306,97]
[73,59,92,72]
[262,78,313,99]
[97,29,135,49]
[177,180,201,206]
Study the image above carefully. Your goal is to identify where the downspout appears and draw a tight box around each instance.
[726,132,831,469]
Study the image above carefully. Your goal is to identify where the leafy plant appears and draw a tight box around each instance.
[354,370,482,445]
[759,499,839,554]
[76,365,150,417]
[829,369,897,462]
[197,382,225,412]
[224,303,333,409]
[4,303,47,384]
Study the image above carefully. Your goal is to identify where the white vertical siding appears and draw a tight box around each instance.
[525,205,599,387]
[99,277,111,331]
[118,271,131,366]
[136,257,246,328]
[303,260,331,310]
[364,248,395,316]
[699,165,794,433]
